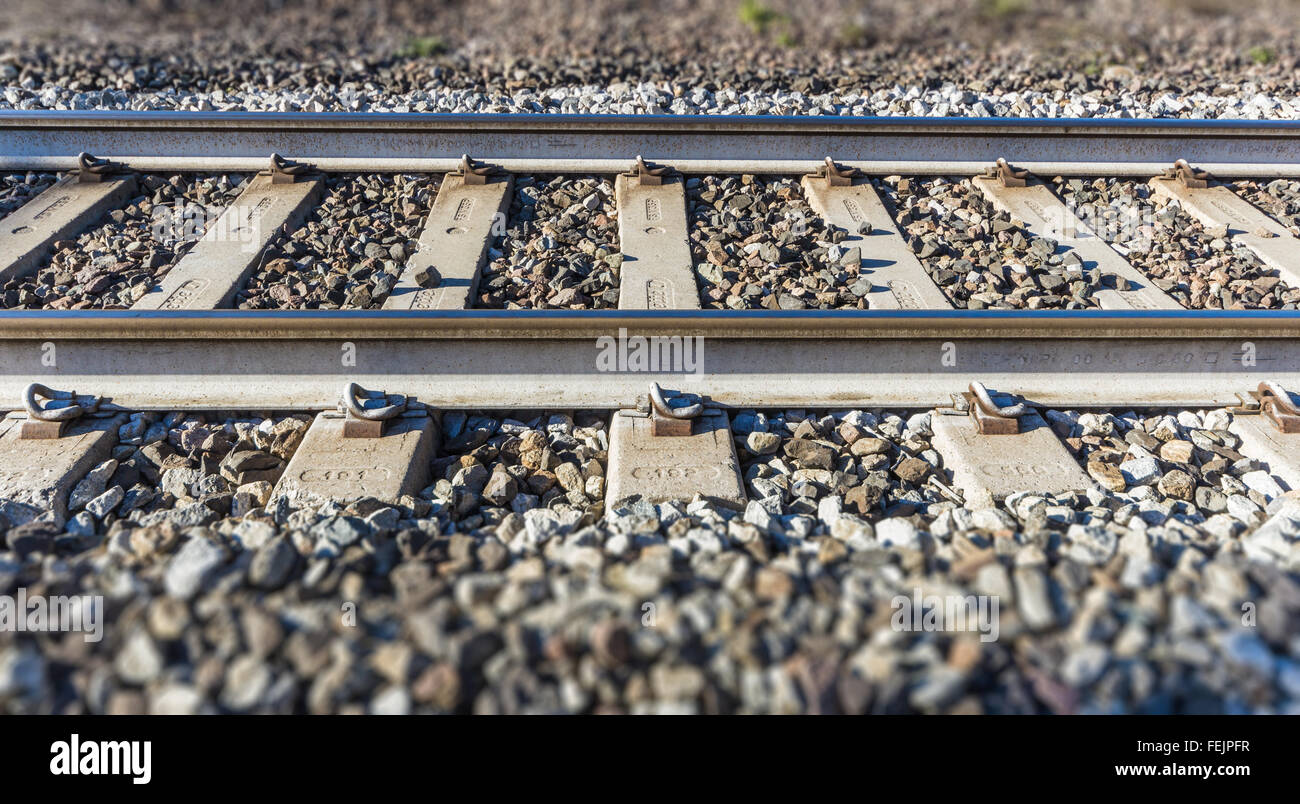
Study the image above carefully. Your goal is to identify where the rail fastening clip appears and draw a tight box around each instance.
[963,381,1029,435]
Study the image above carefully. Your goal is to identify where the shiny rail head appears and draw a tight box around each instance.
[1,331,1296,411]
[4,112,1300,176]
[0,309,1297,340]
[4,110,1300,133]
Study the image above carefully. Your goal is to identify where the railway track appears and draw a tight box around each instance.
[0,110,1299,542]
[2,112,1299,716]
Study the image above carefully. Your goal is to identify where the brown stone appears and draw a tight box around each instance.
[1157,469,1195,501]
[850,437,890,456]
[844,482,884,516]
[1159,439,1195,464]
[784,438,835,470]
[1086,460,1126,492]
[893,456,930,484]
[754,567,794,601]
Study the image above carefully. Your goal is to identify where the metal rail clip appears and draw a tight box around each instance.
[267,153,316,184]
[1254,380,1300,433]
[338,382,407,438]
[627,155,671,187]
[75,152,126,184]
[457,154,503,186]
[963,381,1028,435]
[815,156,859,187]
[645,382,702,437]
[20,382,101,439]
[984,157,1029,188]
[1164,158,1210,189]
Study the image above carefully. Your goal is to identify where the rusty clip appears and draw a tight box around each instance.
[1164,159,1210,189]
[339,382,407,438]
[963,381,1028,435]
[627,155,670,187]
[457,154,502,186]
[983,158,1029,188]
[647,382,702,437]
[816,156,859,187]
[268,153,315,184]
[1255,381,1300,433]
[75,152,125,184]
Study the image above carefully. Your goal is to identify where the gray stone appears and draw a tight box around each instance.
[1060,644,1110,687]
[1119,456,1160,486]
[85,485,124,520]
[248,537,298,590]
[115,630,163,685]
[68,459,118,511]
[163,536,226,599]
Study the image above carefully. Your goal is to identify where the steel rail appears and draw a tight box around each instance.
[0,311,1294,410]
[0,309,1299,339]
[3,112,1300,175]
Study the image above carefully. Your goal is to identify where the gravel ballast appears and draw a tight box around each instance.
[0,171,58,219]
[1051,177,1300,309]
[236,173,438,310]
[875,176,1104,310]
[4,0,1300,718]
[1056,408,1292,536]
[0,173,248,310]
[1232,178,1300,236]
[3,1,1300,120]
[477,175,620,309]
[2,405,1297,714]
[688,175,867,310]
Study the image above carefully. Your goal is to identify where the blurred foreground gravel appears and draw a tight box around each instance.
[1,406,1297,714]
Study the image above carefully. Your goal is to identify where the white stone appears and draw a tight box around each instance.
[1241,470,1284,501]
[875,517,920,550]
[1119,457,1160,486]
[1226,494,1263,523]
[115,630,163,685]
